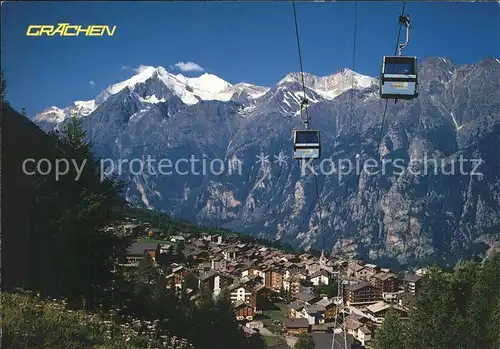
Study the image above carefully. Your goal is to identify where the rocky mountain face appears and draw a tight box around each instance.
[34,57,500,266]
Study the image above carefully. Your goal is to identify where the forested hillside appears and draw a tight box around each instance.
[1,97,265,349]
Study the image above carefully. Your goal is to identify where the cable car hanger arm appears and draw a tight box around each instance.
[397,14,411,56]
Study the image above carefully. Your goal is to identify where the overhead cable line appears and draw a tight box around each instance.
[291,0,326,253]
[376,1,407,156]
[292,0,311,129]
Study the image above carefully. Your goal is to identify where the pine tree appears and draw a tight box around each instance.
[466,253,500,349]
[1,69,8,105]
[29,114,127,309]
[295,332,315,349]
[372,310,406,349]
[405,266,463,349]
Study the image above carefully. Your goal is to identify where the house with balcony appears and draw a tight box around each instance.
[346,282,383,305]
[199,270,234,297]
[403,274,423,295]
[309,269,331,286]
[125,242,159,265]
[233,300,254,321]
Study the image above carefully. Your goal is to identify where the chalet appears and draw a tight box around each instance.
[233,301,254,321]
[240,275,264,289]
[236,243,250,252]
[364,263,381,276]
[241,265,260,278]
[198,270,233,297]
[371,272,399,293]
[415,268,429,276]
[121,223,145,236]
[403,274,423,295]
[229,284,255,307]
[324,300,342,321]
[166,270,192,289]
[211,235,223,244]
[211,257,228,272]
[301,304,326,325]
[357,326,372,347]
[283,318,309,335]
[305,261,321,275]
[397,291,416,309]
[284,262,304,278]
[252,285,272,312]
[192,240,207,249]
[288,301,306,318]
[309,269,331,286]
[345,314,372,346]
[166,265,192,289]
[299,253,313,263]
[295,287,318,304]
[184,248,208,261]
[348,261,362,275]
[222,246,238,261]
[263,268,284,291]
[365,301,409,324]
[226,261,242,274]
[170,235,185,243]
[125,242,159,265]
[346,282,382,304]
[283,277,301,298]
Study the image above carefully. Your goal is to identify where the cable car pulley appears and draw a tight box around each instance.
[380,13,418,102]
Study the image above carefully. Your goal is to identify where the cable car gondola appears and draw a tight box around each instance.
[379,14,418,100]
[380,55,418,99]
[293,129,321,160]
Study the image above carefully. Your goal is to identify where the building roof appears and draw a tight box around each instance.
[296,289,316,303]
[345,316,363,331]
[199,270,218,281]
[373,272,396,281]
[283,318,309,328]
[346,282,375,292]
[350,263,365,272]
[314,297,334,308]
[288,301,306,310]
[359,325,372,334]
[233,300,252,309]
[309,269,330,279]
[127,242,159,256]
[366,301,391,314]
[403,273,423,282]
[304,304,326,314]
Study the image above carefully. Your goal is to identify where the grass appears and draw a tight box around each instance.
[136,237,177,246]
[259,302,289,336]
[262,302,289,321]
[1,291,191,349]
[263,335,286,347]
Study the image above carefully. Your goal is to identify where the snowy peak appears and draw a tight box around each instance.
[95,66,158,104]
[277,69,377,99]
[73,100,96,116]
[34,106,66,123]
[33,65,376,125]
[34,99,97,124]
[186,73,231,93]
[96,66,268,107]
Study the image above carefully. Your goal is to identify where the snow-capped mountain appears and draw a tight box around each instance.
[278,68,377,100]
[34,66,372,126]
[33,57,500,267]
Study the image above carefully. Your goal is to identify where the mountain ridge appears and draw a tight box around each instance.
[33,56,500,267]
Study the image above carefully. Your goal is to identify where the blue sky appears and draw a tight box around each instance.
[2,1,499,117]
